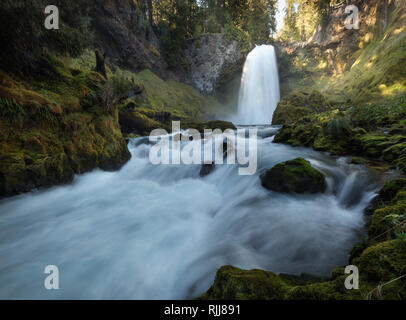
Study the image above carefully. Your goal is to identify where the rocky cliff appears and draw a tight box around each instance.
[276,0,406,102]
[183,34,245,95]
[88,0,168,78]
[90,4,245,96]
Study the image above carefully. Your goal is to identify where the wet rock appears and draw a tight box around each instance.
[260,158,326,194]
[183,34,245,94]
[200,163,215,177]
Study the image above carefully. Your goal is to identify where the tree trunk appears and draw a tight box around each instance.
[382,0,388,32]
[95,49,107,79]
[147,0,154,28]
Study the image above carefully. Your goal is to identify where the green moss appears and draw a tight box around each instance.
[201,266,289,300]
[272,91,310,125]
[308,90,331,112]
[368,204,406,241]
[323,117,353,141]
[201,265,364,300]
[202,179,406,300]
[0,55,131,197]
[260,158,326,194]
[114,68,219,120]
[378,178,406,203]
[0,97,25,122]
[357,240,406,283]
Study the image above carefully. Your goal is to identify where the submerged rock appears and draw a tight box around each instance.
[260,158,326,194]
[200,163,215,177]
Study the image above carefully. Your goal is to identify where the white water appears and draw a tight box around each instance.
[0,131,381,299]
[237,45,280,125]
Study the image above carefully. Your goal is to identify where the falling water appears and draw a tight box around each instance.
[237,45,280,125]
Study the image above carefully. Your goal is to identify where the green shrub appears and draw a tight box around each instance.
[222,23,251,53]
[323,117,353,140]
[109,76,132,101]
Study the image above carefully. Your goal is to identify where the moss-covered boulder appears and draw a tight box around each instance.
[365,178,406,243]
[272,91,331,126]
[200,265,363,300]
[261,158,326,194]
[356,240,406,283]
[378,178,406,202]
[0,56,131,198]
[200,266,289,300]
[272,92,310,126]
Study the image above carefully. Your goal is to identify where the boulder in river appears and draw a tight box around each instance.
[200,163,216,177]
[260,158,326,194]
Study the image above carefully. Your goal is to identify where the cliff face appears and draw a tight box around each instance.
[276,0,406,103]
[183,34,245,95]
[307,0,402,74]
[88,0,168,78]
[89,3,246,95]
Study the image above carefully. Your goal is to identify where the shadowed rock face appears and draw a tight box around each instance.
[183,34,245,94]
[89,0,168,78]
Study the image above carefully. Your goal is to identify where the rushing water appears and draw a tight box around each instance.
[237,45,280,125]
[0,129,381,299]
[0,45,385,300]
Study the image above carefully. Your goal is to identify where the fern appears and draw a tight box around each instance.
[324,117,353,140]
[33,104,58,126]
[0,97,25,121]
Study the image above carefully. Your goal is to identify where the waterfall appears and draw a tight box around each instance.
[237,45,280,125]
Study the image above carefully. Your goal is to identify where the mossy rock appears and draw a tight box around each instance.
[200,265,361,300]
[368,204,406,241]
[359,134,393,159]
[260,158,326,194]
[273,121,320,148]
[378,178,406,202]
[308,90,331,112]
[200,266,289,300]
[357,240,406,283]
[0,57,131,197]
[272,91,331,126]
[202,180,406,301]
[323,117,353,141]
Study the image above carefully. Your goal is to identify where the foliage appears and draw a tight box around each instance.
[0,0,93,74]
[277,0,347,42]
[155,0,277,68]
[0,97,25,122]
